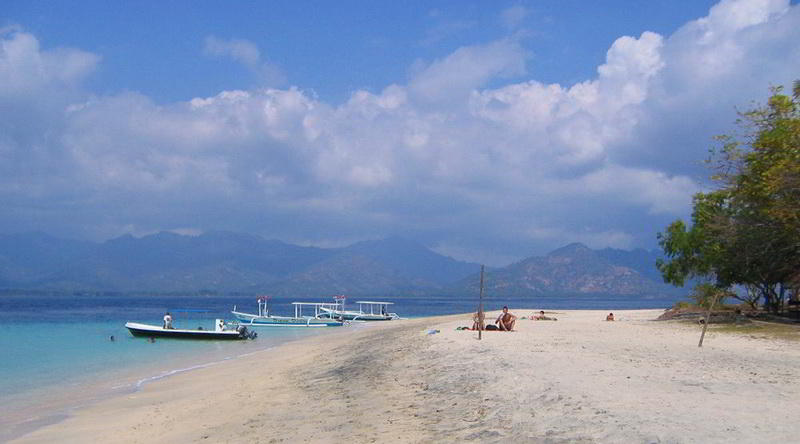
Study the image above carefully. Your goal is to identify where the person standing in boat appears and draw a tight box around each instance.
[163,312,173,329]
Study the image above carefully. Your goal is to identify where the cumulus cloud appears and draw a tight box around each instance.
[0,28,100,209]
[0,28,100,95]
[409,38,527,103]
[2,1,800,265]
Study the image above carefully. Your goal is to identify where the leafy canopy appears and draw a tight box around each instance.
[657,81,800,309]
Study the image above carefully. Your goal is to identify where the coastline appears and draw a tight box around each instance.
[12,309,800,443]
[0,324,332,442]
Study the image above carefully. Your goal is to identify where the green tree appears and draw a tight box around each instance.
[657,81,800,312]
[688,282,732,309]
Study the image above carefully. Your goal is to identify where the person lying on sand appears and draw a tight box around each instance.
[606,312,615,321]
[495,306,517,331]
[532,310,557,321]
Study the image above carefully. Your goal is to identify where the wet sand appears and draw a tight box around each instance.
[13,309,800,443]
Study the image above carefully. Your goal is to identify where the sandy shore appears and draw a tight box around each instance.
[13,309,800,443]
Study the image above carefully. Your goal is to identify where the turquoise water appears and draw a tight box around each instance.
[0,295,337,440]
[0,319,318,399]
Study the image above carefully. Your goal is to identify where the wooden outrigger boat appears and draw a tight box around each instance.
[318,297,401,321]
[231,297,344,327]
[125,318,256,340]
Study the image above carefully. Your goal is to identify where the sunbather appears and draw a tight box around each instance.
[533,310,557,321]
[472,311,485,330]
[495,306,516,331]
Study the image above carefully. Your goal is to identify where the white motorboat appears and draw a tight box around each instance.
[125,319,256,340]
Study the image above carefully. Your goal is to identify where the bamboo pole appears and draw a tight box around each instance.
[698,293,719,348]
[478,265,485,341]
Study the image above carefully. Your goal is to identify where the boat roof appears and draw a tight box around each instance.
[166,308,213,313]
[291,302,338,306]
[355,301,394,305]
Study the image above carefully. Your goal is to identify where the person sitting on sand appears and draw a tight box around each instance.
[533,310,557,321]
[472,311,485,330]
[163,312,173,329]
[495,306,517,331]
[606,312,615,321]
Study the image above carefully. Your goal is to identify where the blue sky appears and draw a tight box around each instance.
[10,1,720,104]
[2,0,799,265]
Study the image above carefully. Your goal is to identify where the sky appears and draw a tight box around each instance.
[2,0,799,266]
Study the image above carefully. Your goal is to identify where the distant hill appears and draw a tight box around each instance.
[456,243,677,297]
[268,236,478,297]
[0,232,676,297]
[595,246,666,282]
[0,231,479,295]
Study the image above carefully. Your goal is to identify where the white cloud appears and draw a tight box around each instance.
[204,36,260,66]
[420,19,476,46]
[409,38,527,103]
[0,28,99,94]
[203,36,285,86]
[500,5,528,30]
[704,0,789,33]
[2,1,800,264]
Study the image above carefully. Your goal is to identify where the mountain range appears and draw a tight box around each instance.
[463,243,678,297]
[0,231,679,297]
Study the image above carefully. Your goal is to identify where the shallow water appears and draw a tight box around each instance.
[0,295,327,399]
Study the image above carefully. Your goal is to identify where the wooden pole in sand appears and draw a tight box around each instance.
[478,265,485,340]
[698,293,720,348]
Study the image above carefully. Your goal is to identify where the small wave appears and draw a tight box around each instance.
[133,344,278,390]
[135,361,221,389]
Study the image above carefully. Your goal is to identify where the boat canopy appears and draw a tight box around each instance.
[166,308,213,313]
[291,301,341,318]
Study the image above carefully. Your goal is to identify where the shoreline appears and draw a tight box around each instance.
[12,309,800,443]
[0,324,339,442]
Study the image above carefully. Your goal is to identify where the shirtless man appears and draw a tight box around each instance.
[495,306,517,331]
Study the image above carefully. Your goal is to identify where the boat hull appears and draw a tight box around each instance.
[125,322,246,340]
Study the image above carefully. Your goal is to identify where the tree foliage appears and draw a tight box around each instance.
[688,282,733,310]
[657,82,800,311]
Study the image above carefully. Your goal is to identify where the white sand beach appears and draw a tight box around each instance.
[13,309,800,443]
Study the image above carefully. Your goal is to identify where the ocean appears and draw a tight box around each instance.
[0,292,680,439]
